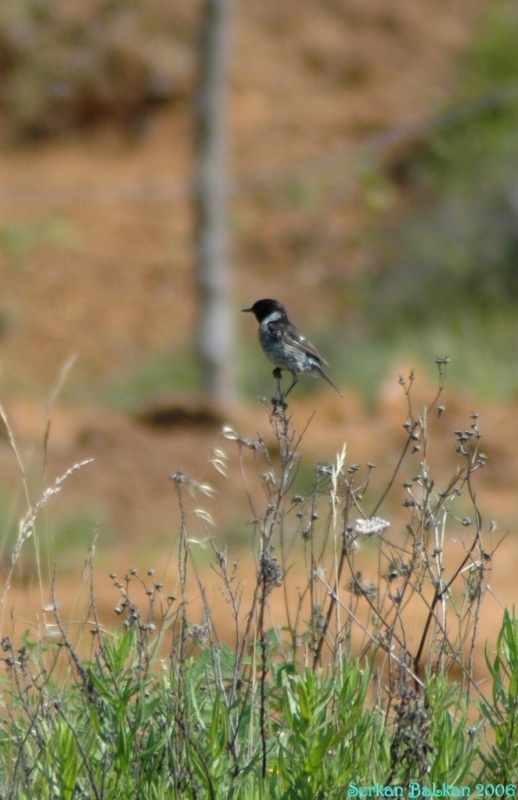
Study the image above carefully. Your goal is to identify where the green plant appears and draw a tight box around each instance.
[0,364,516,796]
[360,3,518,401]
[480,609,518,782]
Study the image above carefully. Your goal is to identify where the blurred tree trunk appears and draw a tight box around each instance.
[193,0,235,403]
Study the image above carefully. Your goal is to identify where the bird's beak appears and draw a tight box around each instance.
[242,307,253,313]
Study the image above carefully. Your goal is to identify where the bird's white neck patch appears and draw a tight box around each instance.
[261,310,283,324]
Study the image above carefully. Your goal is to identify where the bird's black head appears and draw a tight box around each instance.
[242,298,288,323]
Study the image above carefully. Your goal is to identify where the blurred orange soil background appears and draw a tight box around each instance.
[0,0,516,676]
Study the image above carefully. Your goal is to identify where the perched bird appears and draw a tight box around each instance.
[242,298,343,397]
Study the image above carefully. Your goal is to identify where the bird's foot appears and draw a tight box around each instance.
[271,396,287,413]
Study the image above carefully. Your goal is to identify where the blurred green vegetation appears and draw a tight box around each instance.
[99,346,201,410]
[1,504,101,578]
[358,2,518,400]
[0,215,78,264]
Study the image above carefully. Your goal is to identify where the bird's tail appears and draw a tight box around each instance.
[316,365,343,397]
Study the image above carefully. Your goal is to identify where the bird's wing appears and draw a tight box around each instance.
[267,321,329,366]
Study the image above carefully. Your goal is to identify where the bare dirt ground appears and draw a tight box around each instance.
[0,1,515,674]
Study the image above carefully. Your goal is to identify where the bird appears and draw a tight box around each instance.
[242,298,343,398]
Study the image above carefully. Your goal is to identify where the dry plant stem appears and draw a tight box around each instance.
[258,402,294,777]
[272,405,313,655]
[229,398,305,773]
[319,570,425,691]
[373,361,447,517]
[228,440,274,691]
[312,469,376,669]
[172,478,190,666]
[208,542,243,697]
[169,476,211,793]
[413,524,481,678]
[412,438,485,682]
[87,546,110,647]
[50,569,90,691]
[198,567,242,772]
[259,572,269,780]
[311,361,491,698]
[0,406,33,630]
[1,361,83,634]
[1,444,94,642]
[347,548,412,660]
[42,354,78,477]
[3,639,48,800]
[7,701,46,800]
[464,529,507,701]
[312,535,346,669]
[288,490,319,663]
[371,422,420,517]
[232,400,308,684]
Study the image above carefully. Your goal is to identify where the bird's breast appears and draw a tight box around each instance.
[259,326,312,372]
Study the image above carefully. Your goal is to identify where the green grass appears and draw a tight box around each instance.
[0,610,516,796]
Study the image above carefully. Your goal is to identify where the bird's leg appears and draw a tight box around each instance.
[283,373,297,398]
[271,367,287,410]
